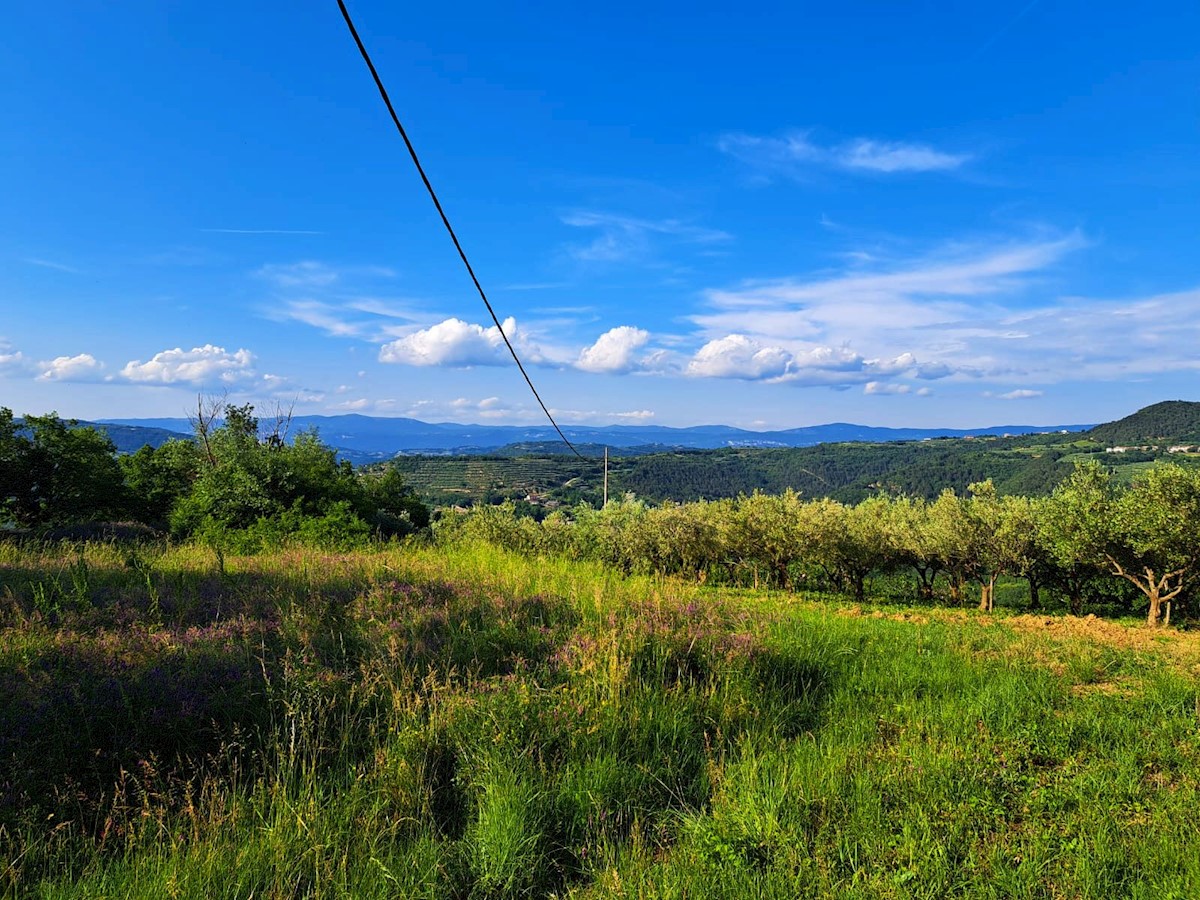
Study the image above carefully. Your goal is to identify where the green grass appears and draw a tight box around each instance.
[2,539,1200,897]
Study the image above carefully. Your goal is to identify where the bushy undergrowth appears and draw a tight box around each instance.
[2,540,1199,898]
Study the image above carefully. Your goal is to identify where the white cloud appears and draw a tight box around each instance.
[689,234,1086,389]
[37,354,105,382]
[687,335,794,380]
[378,317,539,368]
[120,345,256,385]
[718,131,970,179]
[686,334,920,387]
[864,381,911,395]
[549,407,659,424]
[576,326,651,373]
[274,300,366,338]
[838,139,970,173]
[999,389,1043,400]
[0,341,27,374]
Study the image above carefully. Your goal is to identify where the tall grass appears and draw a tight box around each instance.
[2,539,1198,897]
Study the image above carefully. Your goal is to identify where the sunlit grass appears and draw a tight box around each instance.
[2,539,1199,897]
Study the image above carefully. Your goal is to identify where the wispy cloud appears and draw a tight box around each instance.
[273,300,367,338]
[562,210,731,263]
[681,233,1086,391]
[256,261,340,288]
[718,131,971,180]
[673,231,1200,392]
[257,262,420,341]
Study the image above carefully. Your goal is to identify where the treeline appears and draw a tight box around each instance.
[612,437,1088,504]
[436,461,1200,627]
[0,405,428,549]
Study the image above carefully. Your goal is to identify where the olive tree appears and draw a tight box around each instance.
[1107,464,1200,627]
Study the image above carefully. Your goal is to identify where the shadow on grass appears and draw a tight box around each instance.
[0,562,582,839]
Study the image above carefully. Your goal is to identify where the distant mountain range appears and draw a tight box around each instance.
[95,414,1094,461]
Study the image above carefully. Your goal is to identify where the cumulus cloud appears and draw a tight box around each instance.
[864,381,911,395]
[576,326,651,373]
[688,335,794,380]
[379,317,542,368]
[0,341,27,374]
[686,334,920,387]
[37,354,105,382]
[120,345,256,385]
[718,131,970,179]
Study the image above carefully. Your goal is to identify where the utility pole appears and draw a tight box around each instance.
[603,446,609,507]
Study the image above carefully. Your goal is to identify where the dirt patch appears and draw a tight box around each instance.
[1004,613,1200,678]
[1007,613,1198,653]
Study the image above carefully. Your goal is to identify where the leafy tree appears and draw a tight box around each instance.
[808,497,897,602]
[169,402,428,549]
[1,411,127,527]
[967,481,1041,612]
[729,491,807,589]
[119,439,202,528]
[887,496,942,601]
[0,408,23,524]
[361,463,431,537]
[926,488,975,605]
[1037,461,1114,615]
[1106,465,1200,626]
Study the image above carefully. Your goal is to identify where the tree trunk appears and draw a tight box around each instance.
[1106,557,1185,629]
[1027,575,1042,611]
[978,575,998,612]
[1146,588,1161,628]
[913,564,938,602]
[949,575,965,606]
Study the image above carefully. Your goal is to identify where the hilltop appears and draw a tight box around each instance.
[1086,400,1200,446]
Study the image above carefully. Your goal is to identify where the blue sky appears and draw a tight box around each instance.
[4,1,1199,430]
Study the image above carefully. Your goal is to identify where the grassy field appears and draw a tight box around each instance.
[2,540,1199,898]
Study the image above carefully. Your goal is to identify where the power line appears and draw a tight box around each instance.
[334,0,583,459]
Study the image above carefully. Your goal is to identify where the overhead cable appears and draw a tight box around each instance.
[334,0,583,458]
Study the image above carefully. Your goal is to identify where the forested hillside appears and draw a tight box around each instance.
[1086,399,1200,446]
[393,431,1094,507]
[392,403,1200,507]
